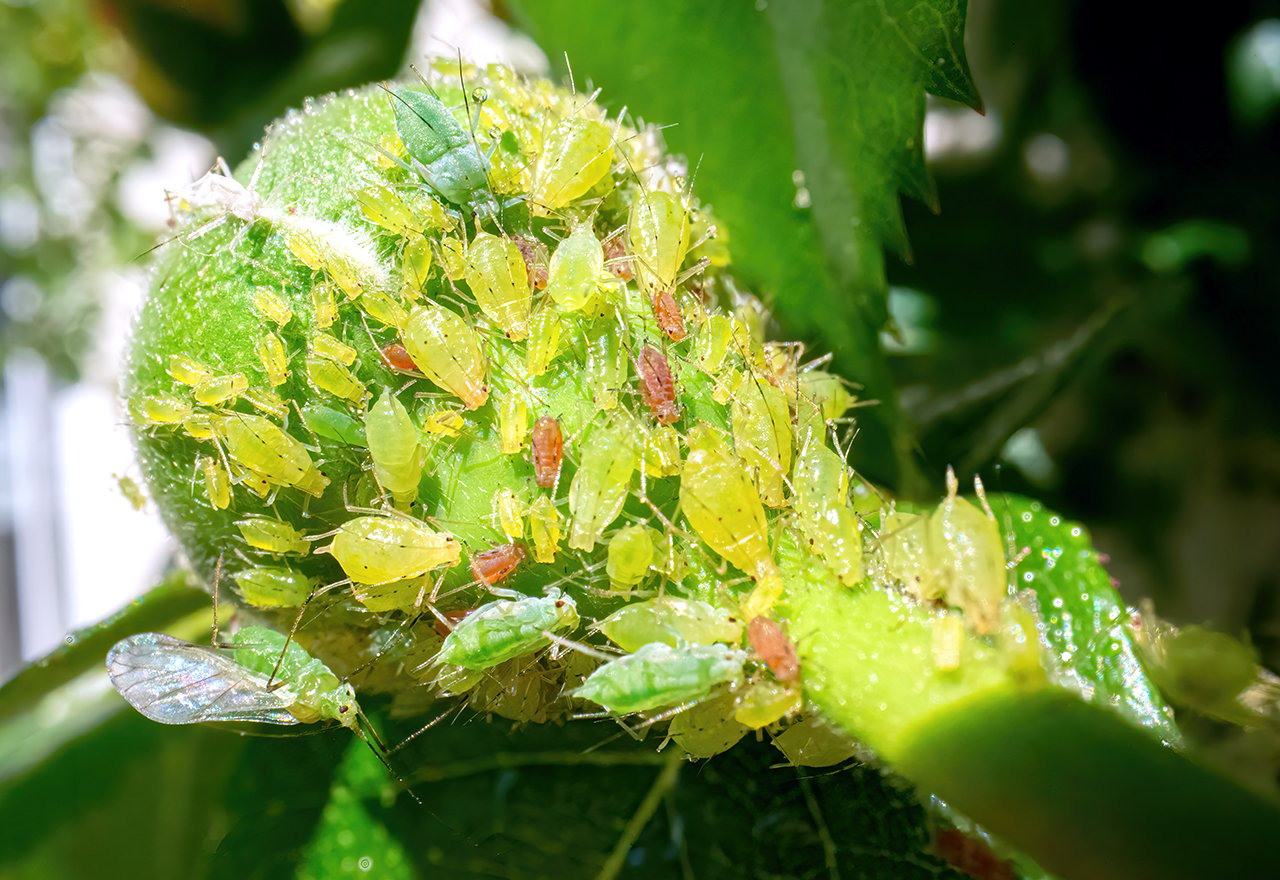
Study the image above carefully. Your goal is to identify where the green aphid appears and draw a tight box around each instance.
[598,597,742,652]
[235,515,311,555]
[390,86,496,215]
[233,566,315,608]
[436,590,580,670]
[574,642,746,714]
[300,402,368,446]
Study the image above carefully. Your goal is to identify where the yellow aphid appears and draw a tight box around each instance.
[193,372,248,407]
[200,455,230,510]
[326,515,460,585]
[494,488,526,541]
[422,408,465,437]
[167,353,214,386]
[877,510,939,601]
[232,464,272,498]
[499,395,528,455]
[711,367,743,405]
[115,474,146,510]
[628,190,690,296]
[360,287,408,327]
[693,314,734,374]
[733,679,801,729]
[139,394,191,425]
[680,423,781,612]
[792,437,863,586]
[525,304,563,376]
[527,495,562,563]
[310,333,357,366]
[182,412,215,440]
[465,232,531,340]
[730,376,793,506]
[567,418,638,551]
[357,184,425,237]
[402,236,433,293]
[932,614,966,672]
[310,282,338,329]
[928,468,1007,635]
[249,287,293,326]
[256,332,289,386]
[798,371,855,422]
[1002,602,1046,687]
[375,130,406,168]
[242,387,288,419]
[530,117,613,210]
[641,424,682,477]
[305,353,367,405]
[402,304,489,410]
[606,524,656,592]
[365,389,424,508]
[216,412,329,497]
[235,516,310,555]
[283,222,380,301]
[438,236,467,281]
[545,222,605,311]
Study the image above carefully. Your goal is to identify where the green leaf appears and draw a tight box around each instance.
[511,0,980,485]
[994,494,1180,742]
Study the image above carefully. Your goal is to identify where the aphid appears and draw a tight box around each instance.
[585,326,627,410]
[932,614,965,672]
[493,488,526,540]
[567,417,638,550]
[310,282,338,329]
[256,332,289,386]
[182,412,216,440]
[379,342,418,373]
[928,468,1006,634]
[602,232,633,281]
[350,574,434,614]
[361,287,409,328]
[116,474,146,510]
[797,370,855,422]
[545,222,605,312]
[526,495,562,563]
[733,679,801,729]
[401,235,434,294]
[1000,602,1046,687]
[747,616,800,683]
[932,829,1018,880]
[108,627,360,731]
[668,692,748,758]
[437,236,467,280]
[792,437,863,585]
[730,376,792,506]
[235,516,310,555]
[167,353,214,386]
[599,596,741,652]
[138,394,191,425]
[573,642,745,715]
[876,510,938,600]
[470,542,527,586]
[436,590,580,670]
[401,303,489,410]
[200,455,231,510]
[324,514,460,584]
[628,190,690,297]
[525,304,564,376]
[215,412,329,497]
[499,395,528,455]
[636,344,680,425]
[310,332,357,366]
[233,567,315,608]
[243,387,288,419]
[680,423,782,617]
[650,289,687,341]
[356,184,444,238]
[530,415,563,488]
[464,232,532,340]
[364,389,424,508]
[390,86,497,215]
[511,236,549,290]
[193,372,248,407]
[640,424,682,478]
[284,218,386,301]
[530,117,613,210]
[300,402,367,446]
[604,524,657,593]
[422,408,465,437]
[305,353,367,405]
[249,287,293,326]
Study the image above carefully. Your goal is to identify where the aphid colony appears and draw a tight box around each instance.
[120,61,1028,758]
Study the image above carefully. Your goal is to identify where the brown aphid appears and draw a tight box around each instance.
[512,236,549,290]
[380,342,418,372]
[471,542,527,586]
[748,615,800,684]
[603,233,634,281]
[932,829,1017,880]
[531,415,564,489]
[637,344,680,425]
[650,289,688,341]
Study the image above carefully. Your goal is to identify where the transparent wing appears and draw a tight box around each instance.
[106,632,300,726]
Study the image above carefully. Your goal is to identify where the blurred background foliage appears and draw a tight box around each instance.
[3,0,1280,876]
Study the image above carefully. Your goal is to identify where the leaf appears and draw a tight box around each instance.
[993,494,1180,743]
[510,0,980,485]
